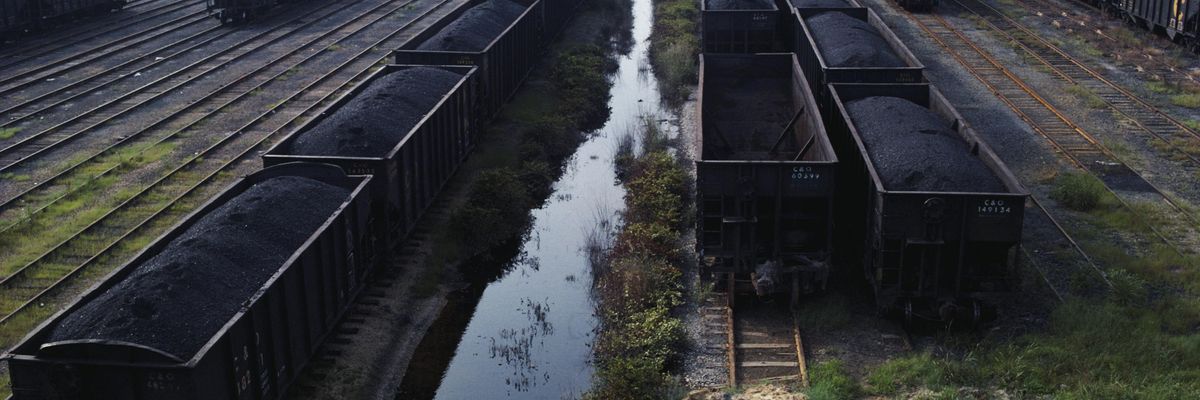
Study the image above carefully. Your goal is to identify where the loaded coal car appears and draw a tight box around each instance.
[792,7,924,109]
[393,0,545,120]
[4,163,375,399]
[264,64,477,248]
[206,0,277,23]
[1,0,128,39]
[785,0,862,12]
[696,53,837,305]
[543,0,586,40]
[826,82,1028,325]
[700,0,781,53]
[1105,0,1200,49]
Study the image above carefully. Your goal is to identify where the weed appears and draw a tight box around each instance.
[1050,172,1105,211]
[1065,84,1105,108]
[0,127,21,140]
[808,360,861,400]
[866,353,946,395]
[1171,93,1200,108]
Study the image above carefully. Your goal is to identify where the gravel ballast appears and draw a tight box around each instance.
[806,11,904,67]
[288,67,462,158]
[845,96,1005,192]
[706,0,773,9]
[790,0,852,8]
[417,0,526,52]
[45,176,352,360]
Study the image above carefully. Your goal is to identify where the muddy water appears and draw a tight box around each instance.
[394,0,669,397]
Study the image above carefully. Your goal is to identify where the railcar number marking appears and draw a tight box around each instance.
[791,166,820,180]
[977,199,1012,216]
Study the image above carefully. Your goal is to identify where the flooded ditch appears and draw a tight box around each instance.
[394,0,671,397]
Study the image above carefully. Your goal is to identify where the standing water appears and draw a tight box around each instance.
[395,0,670,397]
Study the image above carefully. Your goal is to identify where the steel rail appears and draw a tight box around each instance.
[0,0,383,176]
[0,4,209,85]
[0,13,216,98]
[0,0,402,244]
[0,0,199,68]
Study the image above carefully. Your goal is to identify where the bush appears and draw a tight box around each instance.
[1050,172,1104,211]
[586,356,673,400]
[1171,93,1200,108]
[613,222,679,260]
[552,45,613,130]
[449,169,532,247]
[624,151,685,226]
[647,0,698,105]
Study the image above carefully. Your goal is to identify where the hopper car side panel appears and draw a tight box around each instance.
[392,0,545,120]
[826,83,1028,322]
[5,163,375,400]
[262,65,477,249]
[792,8,924,110]
[700,0,781,53]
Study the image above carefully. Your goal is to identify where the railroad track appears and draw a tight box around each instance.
[0,0,208,75]
[0,0,462,351]
[0,8,215,96]
[1014,0,1197,86]
[0,0,390,228]
[706,274,809,387]
[903,6,1200,260]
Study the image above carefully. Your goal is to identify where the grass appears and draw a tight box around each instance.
[0,127,21,140]
[1171,93,1200,108]
[1065,84,1106,109]
[807,360,861,400]
[1050,171,1105,211]
[647,0,698,106]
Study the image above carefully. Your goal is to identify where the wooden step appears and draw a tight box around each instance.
[738,361,799,368]
[736,343,791,349]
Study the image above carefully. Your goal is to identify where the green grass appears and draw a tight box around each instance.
[865,353,945,396]
[1171,93,1200,108]
[1050,172,1105,211]
[647,0,698,106]
[807,360,861,400]
[1065,84,1106,109]
[0,127,21,140]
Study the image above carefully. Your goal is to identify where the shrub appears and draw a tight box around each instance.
[1050,172,1104,211]
[586,355,673,400]
[552,45,613,130]
[449,169,532,247]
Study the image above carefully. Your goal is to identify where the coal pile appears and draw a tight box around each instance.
[806,12,904,67]
[704,63,794,161]
[845,96,1005,192]
[706,0,773,9]
[45,176,352,360]
[287,67,462,157]
[790,0,852,8]
[417,0,526,51]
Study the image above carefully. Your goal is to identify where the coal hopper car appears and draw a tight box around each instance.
[696,53,837,304]
[826,82,1028,325]
[700,0,782,53]
[392,0,545,120]
[263,64,478,248]
[1105,0,1200,48]
[5,163,375,399]
[791,7,924,109]
[1,0,128,38]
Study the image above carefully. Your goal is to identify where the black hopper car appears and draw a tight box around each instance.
[1099,0,1200,50]
[206,0,283,23]
[692,0,1028,324]
[3,0,581,396]
[825,83,1028,325]
[1,0,127,39]
[696,53,838,304]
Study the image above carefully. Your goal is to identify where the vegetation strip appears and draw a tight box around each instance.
[587,122,687,399]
